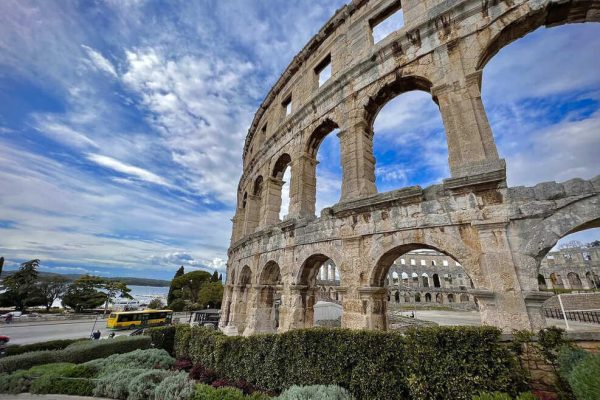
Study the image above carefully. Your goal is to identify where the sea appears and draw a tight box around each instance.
[51,285,169,308]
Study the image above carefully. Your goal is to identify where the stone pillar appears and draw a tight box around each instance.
[230,213,244,245]
[243,285,282,335]
[337,121,377,202]
[231,284,252,335]
[278,285,309,331]
[218,284,234,328]
[474,221,535,331]
[432,70,504,178]
[355,287,387,330]
[260,177,285,228]
[288,153,317,218]
[242,194,260,235]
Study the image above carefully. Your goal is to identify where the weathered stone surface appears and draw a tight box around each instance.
[221,0,600,335]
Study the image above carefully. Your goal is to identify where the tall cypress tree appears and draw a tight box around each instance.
[211,270,219,282]
[167,266,185,305]
[0,257,4,279]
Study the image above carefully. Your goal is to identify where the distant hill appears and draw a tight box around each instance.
[0,270,170,287]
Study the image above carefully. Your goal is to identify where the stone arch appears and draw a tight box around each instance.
[460,293,470,302]
[550,272,564,288]
[363,75,435,130]
[305,118,340,158]
[295,253,341,328]
[233,265,253,333]
[476,1,600,72]
[425,293,432,302]
[433,274,441,288]
[519,197,600,262]
[421,272,429,287]
[567,272,583,289]
[253,260,283,333]
[369,237,477,288]
[447,293,455,303]
[272,153,292,179]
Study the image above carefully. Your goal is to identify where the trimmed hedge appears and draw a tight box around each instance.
[84,348,174,375]
[146,325,177,355]
[0,336,151,373]
[567,353,600,400]
[180,326,524,400]
[30,376,95,396]
[277,385,353,399]
[6,338,87,356]
[194,384,271,400]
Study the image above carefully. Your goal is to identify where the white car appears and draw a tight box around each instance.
[1,311,22,319]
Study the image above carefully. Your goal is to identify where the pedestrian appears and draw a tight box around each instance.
[92,329,101,340]
[108,332,115,339]
[5,314,12,324]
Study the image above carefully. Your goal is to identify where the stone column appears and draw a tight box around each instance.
[242,194,260,235]
[432,70,504,178]
[230,213,244,245]
[260,177,285,228]
[337,120,377,202]
[474,221,535,331]
[288,153,317,218]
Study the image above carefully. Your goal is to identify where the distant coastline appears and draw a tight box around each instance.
[0,270,170,287]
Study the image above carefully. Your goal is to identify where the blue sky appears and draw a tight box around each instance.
[0,2,598,280]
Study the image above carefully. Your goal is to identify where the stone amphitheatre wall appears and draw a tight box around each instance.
[220,0,600,336]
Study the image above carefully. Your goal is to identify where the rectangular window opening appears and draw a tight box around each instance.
[315,55,332,87]
[371,5,404,44]
[282,96,292,117]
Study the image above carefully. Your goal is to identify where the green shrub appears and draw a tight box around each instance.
[567,353,600,400]
[194,384,246,400]
[6,338,86,356]
[277,385,353,399]
[154,371,195,400]
[403,326,525,400]
[0,350,58,373]
[179,326,520,400]
[94,368,149,399]
[30,376,95,396]
[128,369,175,400]
[0,362,96,394]
[557,344,589,381]
[0,336,151,373]
[147,325,177,355]
[84,348,175,376]
[174,324,192,359]
[62,336,152,364]
[0,370,33,394]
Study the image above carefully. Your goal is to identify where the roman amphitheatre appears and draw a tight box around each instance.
[219,0,600,335]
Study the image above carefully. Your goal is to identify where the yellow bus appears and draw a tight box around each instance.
[106,309,173,330]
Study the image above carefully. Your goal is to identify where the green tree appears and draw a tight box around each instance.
[0,257,4,278]
[102,279,132,314]
[3,259,45,311]
[211,270,219,282]
[198,281,224,309]
[61,275,132,313]
[167,266,185,305]
[171,270,211,303]
[37,275,69,311]
[62,275,106,312]
[147,298,164,309]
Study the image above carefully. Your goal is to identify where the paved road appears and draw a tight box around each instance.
[0,318,114,345]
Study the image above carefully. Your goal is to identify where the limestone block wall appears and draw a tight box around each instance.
[221,0,600,335]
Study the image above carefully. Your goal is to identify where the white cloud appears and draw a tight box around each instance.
[87,153,172,187]
[81,45,118,78]
[34,116,99,149]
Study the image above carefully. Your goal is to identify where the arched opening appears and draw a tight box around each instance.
[534,222,600,329]
[304,255,342,328]
[256,261,282,333]
[567,272,583,290]
[305,119,341,216]
[373,245,481,330]
[460,293,469,303]
[538,274,547,290]
[366,76,448,192]
[481,22,600,187]
[271,153,292,221]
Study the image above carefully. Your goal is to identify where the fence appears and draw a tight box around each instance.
[544,308,600,324]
